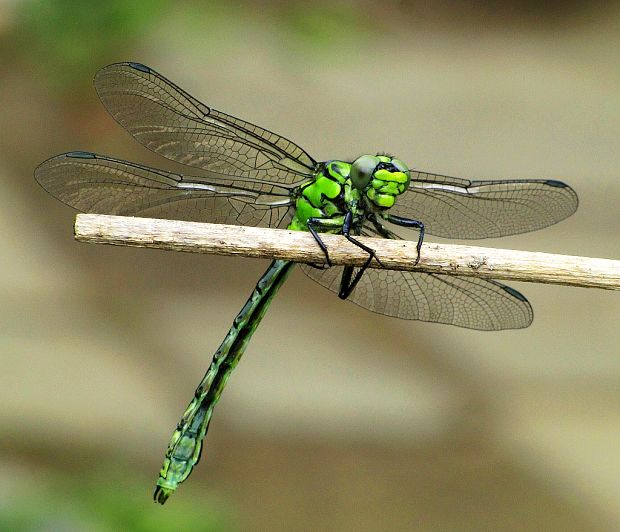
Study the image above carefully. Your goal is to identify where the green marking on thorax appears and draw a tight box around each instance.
[304,175,340,205]
[288,160,354,231]
[326,161,350,182]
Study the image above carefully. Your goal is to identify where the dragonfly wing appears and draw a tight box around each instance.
[300,264,532,330]
[93,62,317,188]
[35,152,294,228]
[390,170,578,239]
[300,223,532,330]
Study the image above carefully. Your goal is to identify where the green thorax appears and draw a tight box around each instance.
[288,155,410,232]
[288,160,354,232]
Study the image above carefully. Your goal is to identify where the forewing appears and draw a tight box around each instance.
[390,170,578,239]
[300,264,532,330]
[35,152,294,228]
[93,62,316,188]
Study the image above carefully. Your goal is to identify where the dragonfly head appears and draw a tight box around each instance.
[349,154,410,209]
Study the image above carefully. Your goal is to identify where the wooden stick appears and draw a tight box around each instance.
[74,213,620,290]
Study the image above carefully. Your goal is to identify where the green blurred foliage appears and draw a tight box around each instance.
[279,3,365,49]
[1,471,232,531]
[8,0,368,96]
[4,0,609,99]
[12,0,168,92]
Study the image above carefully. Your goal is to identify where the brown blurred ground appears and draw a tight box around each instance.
[1,1,619,530]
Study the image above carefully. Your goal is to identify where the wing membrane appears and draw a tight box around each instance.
[391,170,578,239]
[301,223,533,330]
[93,62,316,188]
[35,151,294,228]
[300,264,532,330]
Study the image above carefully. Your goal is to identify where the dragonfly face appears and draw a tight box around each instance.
[349,154,411,210]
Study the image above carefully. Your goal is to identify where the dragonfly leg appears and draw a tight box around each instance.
[342,211,385,267]
[338,266,354,297]
[306,262,331,271]
[369,215,397,239]
[384,214,425,266]
[338,257,373,299]
[343,233,386,268]
[307,216,346,267]
[337,237,379,299]
[338,211,382,299]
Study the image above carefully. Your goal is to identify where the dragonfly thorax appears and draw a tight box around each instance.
[288,155,411,233]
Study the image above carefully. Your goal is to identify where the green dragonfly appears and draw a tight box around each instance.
[35,62,578,504]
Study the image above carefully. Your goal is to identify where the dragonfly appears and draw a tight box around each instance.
[35,62,578,504]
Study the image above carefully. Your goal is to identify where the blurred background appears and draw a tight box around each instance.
[1,1,619,530]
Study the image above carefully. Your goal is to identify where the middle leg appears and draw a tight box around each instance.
[338,212,383,299]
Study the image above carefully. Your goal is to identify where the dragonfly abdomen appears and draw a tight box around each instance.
[153,260,294,504]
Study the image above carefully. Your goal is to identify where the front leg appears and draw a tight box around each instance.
[382,213,425,266]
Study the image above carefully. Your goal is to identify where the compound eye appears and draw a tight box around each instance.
[350,155,379,189]
[391,158,409,174]
[391,158,411,188]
